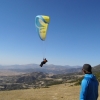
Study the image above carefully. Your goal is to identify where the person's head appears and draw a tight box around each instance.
[43,58,46,60]
[43,58,47,62]
[82,64,92,74]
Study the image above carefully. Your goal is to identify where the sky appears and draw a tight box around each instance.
[0,0,100,66]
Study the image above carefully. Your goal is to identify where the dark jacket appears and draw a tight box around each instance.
[40,59,48,67]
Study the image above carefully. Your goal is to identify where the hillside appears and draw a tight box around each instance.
[0,64,100,90]
[93,64,100,72]
[0,71,82,91]
[0,83,100,100]
[0,84,82,100]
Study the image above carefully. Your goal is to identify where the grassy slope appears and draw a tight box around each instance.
[0,83,100,100]
[0,83,79,100]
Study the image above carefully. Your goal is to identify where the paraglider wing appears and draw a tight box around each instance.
[35,15,50,41]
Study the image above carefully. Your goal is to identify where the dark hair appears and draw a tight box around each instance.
[82,64,92,73]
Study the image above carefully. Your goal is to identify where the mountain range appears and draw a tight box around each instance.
[0,64,100,75]
[0,64,82,74]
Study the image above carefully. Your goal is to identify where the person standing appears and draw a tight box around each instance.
[80,64,99,100]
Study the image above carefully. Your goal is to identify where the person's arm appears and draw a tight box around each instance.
[80,79,88,100]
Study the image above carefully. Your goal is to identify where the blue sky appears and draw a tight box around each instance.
[0,0,100,66]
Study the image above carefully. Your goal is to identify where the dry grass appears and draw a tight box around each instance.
[0,83,100,100]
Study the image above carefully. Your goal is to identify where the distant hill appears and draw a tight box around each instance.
[16,72,47,84]
[0,63,100,75]
[0,63,100,90]
[93,64,100,72]
[0,64,82,75]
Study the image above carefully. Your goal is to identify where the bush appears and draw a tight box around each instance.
[47,81,63,86]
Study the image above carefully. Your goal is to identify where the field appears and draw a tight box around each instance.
[0,83,100,100]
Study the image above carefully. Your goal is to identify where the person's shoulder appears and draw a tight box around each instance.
[82,78,88,82]
[81,77,89,84]
[81,79,89,88]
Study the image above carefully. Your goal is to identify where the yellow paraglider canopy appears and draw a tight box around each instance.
[35,15,50,58]
[35,15,50,41]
